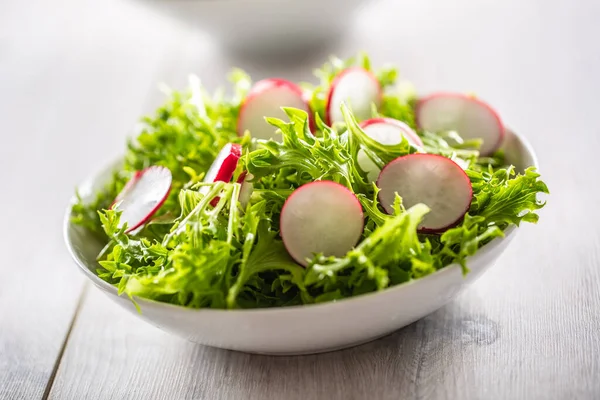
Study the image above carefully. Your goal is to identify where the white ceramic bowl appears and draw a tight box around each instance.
[64,128,537,355]
[136,0,371,54]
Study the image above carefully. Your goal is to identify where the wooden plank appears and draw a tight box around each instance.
[0,0,191,398]
[0,4,87,397]
[20,0,600,398]
[49,220,600,400]
[46,230,600,400]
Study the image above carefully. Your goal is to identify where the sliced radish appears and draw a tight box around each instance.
[237,172,254,208]
[361,118,423,147]
[280,181,364,267]
[377,154,472,232]
[112,166,172,233]
[203,143,242,185]
[358,118,423,182]
[326,67,382,125]
[200,143,242,204]
[416,92,504,155]
[237,78,311,141]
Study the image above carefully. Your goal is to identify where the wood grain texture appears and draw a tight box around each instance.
[0,0,189,398]
[0,2,88,397]
[2,0,600,398]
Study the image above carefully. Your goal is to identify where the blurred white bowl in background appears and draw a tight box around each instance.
[137,0,372,54]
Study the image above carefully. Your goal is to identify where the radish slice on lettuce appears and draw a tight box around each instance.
[237,79,311,141]
[326,67,382,125]
[280,181,364,267]
[377,154,472,233]
[203,143,242,185]
[358,117,423,182]
[200,143,242,204]
[416,92,504,156]
[112,166,172,233]
[361,118,423,147]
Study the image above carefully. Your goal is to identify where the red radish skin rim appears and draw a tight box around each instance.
[325,67,383,126]
[229,143,242,161]
[359,117,423,147]
[219,143,242,181]
[206,143,242,206]
[237,78,312,137]
[279,181,364,266]
[111,166,172,233]
[208,143,242,183]
[236,171,248,184]
[415,92,505,155]
[377,153,473,234]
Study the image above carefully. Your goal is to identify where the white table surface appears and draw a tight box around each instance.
[1,0,599,399]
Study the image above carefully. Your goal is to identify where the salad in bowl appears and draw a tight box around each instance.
[67,54,548,353]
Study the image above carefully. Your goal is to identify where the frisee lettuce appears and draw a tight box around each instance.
[72,54,549,310]
[302,53,416,129]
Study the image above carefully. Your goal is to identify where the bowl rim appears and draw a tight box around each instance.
[63,127,538,315]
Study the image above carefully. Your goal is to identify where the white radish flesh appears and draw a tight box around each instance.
[377,154,472,232]
[280,181,364,267]
[358,118,423,182]
[237,172,254,209]
[238,79,310,141]
[416,93,504,155]
[112,166,172,233]
[361,118,423,147]
[326,67,382,125]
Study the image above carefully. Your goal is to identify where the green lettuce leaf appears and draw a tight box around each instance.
[72,53,549,311]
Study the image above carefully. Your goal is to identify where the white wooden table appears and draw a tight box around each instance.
[1,0,599,398]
